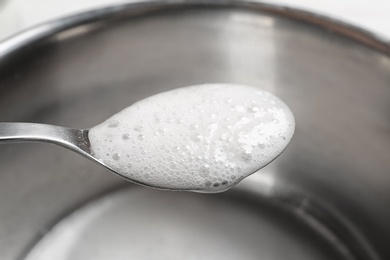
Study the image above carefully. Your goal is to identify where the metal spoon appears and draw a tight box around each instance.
[0,122,141,184]
[0,122,242,192]
[0,84,295,193]
[0,122,241,192]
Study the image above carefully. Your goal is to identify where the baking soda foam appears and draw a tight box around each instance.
[89,84,295,192]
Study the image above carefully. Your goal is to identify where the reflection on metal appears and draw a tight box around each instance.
[0,1,389,260]
[241,168,276,195]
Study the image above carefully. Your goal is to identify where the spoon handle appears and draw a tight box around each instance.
[0,122,91,155]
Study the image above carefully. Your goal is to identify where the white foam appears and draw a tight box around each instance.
[89,83,295,192]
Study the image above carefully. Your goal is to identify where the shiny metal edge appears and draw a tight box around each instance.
[238,180,381,260]
[0,0,389,61]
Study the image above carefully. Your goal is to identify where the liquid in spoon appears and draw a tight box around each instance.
[89,83,295,192]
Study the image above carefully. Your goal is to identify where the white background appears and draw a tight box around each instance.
[0,0,390,41]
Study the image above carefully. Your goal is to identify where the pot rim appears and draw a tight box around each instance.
[0,0,389,63]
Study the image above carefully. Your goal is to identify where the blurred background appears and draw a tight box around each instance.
[1,0,390,41]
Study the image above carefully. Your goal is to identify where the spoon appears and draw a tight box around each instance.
[0,84,295,192]
[0,122,162,188]
[0,122,105,171]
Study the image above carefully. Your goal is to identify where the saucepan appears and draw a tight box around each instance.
[0,1,389,259]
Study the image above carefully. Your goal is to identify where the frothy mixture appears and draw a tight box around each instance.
[89,84,295,192]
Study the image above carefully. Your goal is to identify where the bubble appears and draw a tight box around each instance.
[112,153,120,161]
[200,164,210,177]
[108,120,119,128]
[192,134,203,142]
[138,134,145,140]
[241,152,252,162]
[233,105,245,112]
[122,134,130,140]
[219,133,229,141]
[158,128,167,134]
[134,125,143,132]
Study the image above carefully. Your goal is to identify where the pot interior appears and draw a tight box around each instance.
[0,3,389,260]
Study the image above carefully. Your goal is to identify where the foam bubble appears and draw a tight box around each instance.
[89,83,295,192]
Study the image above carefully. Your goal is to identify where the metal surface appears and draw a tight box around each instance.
[0,1,389,260]
[0,123,169,190]
[24,187,350,260]
[0,123,92,157]
[0,122,242,192]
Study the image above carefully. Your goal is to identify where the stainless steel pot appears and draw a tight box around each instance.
[0,1,389,260]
